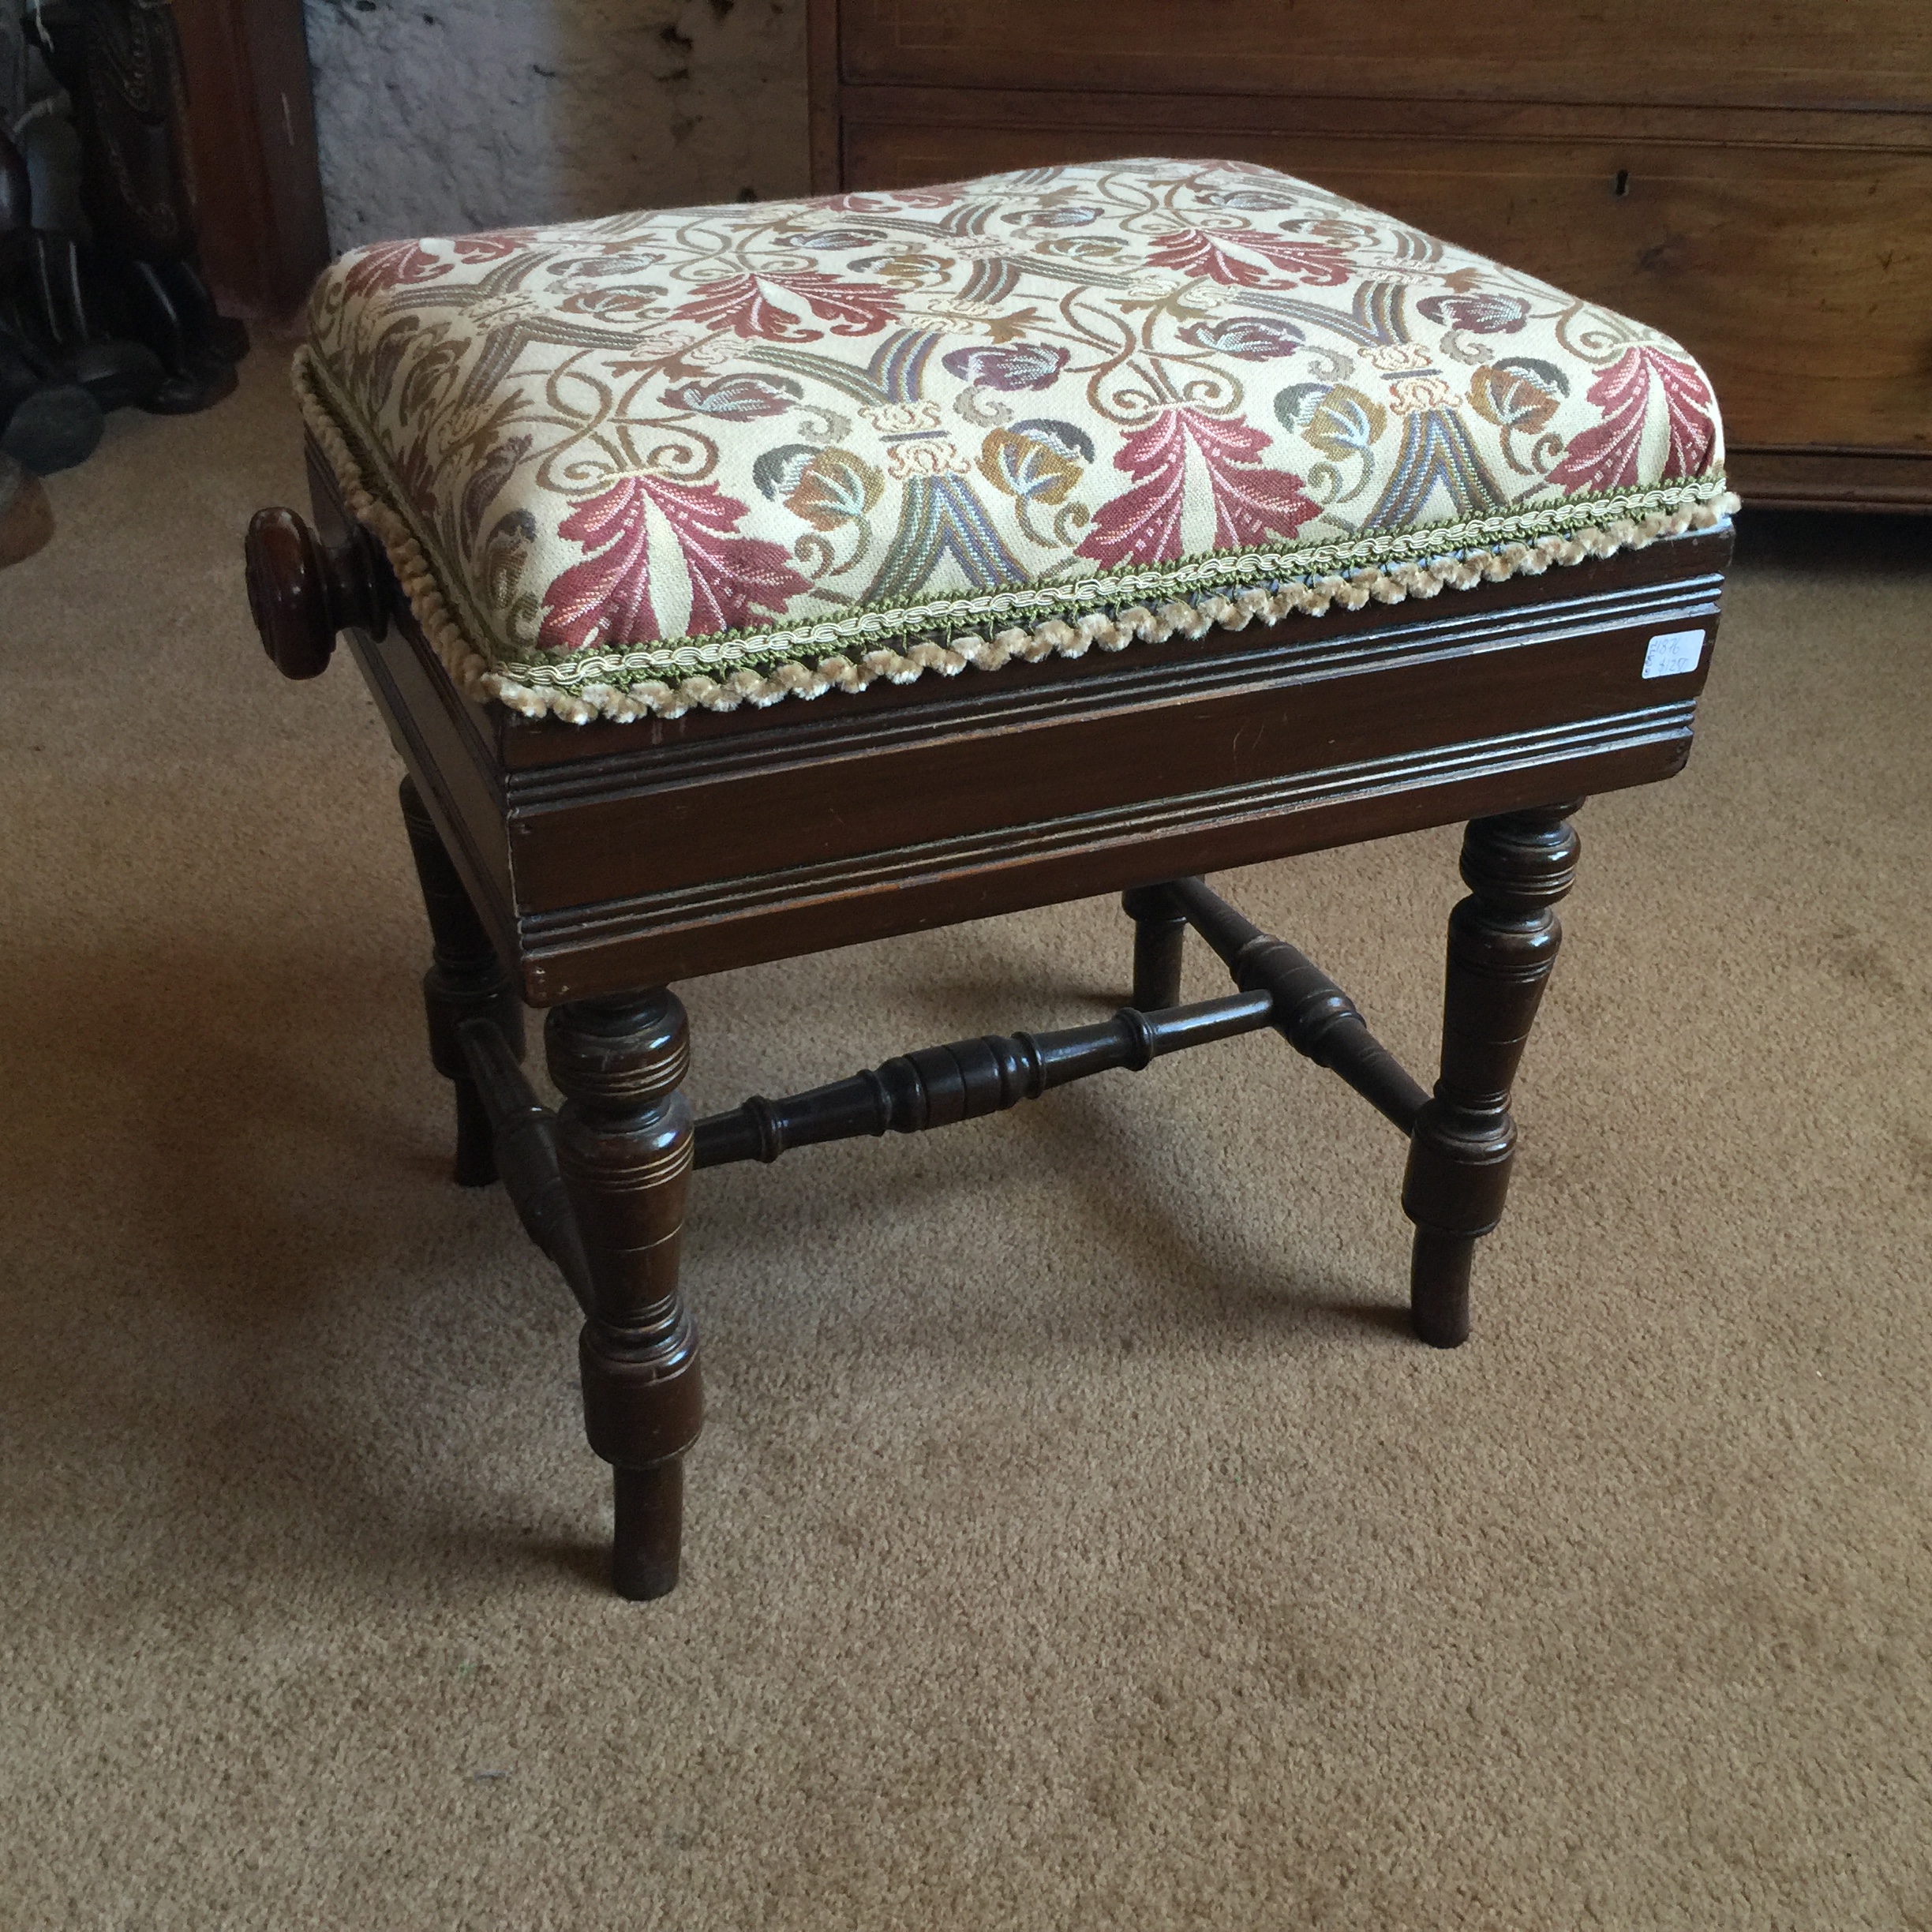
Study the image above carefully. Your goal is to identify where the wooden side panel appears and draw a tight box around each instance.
[837,0,1932,112]
[335,487,1729,1002]
[841,113,1932,456]
[474,540,1730,1000]
[515,723,1699,1003]
[1726,447,1932,511]
[507,602,1719,915]
[174,0,331,316]
[352,621,520,966]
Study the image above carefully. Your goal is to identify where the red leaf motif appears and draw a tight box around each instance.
[818,192,898,215]
[1148,228,1352,289]
[341,239,449,298]
[451,228,537,263]
[659,484,814,637]
[1074,408,1319,569]
[1547,346,1718,493]
[672,271,900,341]
[538,482,653,650]
[1238,231,1353,286]
[672,274,817,341]
[785,273,903,337]
[537,476,811,651]
[1148,230,1271,288]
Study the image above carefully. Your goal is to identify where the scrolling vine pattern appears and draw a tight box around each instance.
[302,157,1725,701]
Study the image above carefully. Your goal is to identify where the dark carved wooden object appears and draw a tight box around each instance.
[693,987,1276,1169]
[1122,882,1188,1010]
[547,992,702,1601]
[1167,876,1429,1132]
[439,875,1432,1596]
[242,449,1727,1600]
[399,776,524,1186]
[1402,805,1583,1346]
[243,504,385,679]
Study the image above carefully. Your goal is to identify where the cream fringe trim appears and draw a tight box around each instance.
[296,348,1738,728]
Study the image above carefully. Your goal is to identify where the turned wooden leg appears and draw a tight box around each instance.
[1122,882,1188,1010]
[547,991,701,1600]
[399,776,523,1186]
[1402,803,1583,1347]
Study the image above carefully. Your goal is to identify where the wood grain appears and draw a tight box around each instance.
[807,0,843,193]
[502,606,1712,914]
[837,0,1932,112]
[1725,447,1932,511]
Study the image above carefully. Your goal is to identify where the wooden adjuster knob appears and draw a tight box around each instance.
[243,505,388,680]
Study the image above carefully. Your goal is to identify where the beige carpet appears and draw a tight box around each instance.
[3,348,1929,1931]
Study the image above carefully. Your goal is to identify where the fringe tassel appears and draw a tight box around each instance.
[296,349,1738,729]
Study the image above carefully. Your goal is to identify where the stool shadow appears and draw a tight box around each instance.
[683,964,1417,1366]
[1009,1076,1416,1342]
[5,931,1419,1602]
[912,963,1420,1344]
[2,933,587,1598]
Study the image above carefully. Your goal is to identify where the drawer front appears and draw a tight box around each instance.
[839,0,1932,113]
[841,116,1932,454]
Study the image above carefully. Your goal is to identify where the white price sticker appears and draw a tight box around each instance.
[1642,628,1706,679]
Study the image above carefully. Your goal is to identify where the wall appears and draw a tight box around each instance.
[300,0,811,253]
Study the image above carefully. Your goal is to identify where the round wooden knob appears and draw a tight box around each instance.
[244,506,387,680]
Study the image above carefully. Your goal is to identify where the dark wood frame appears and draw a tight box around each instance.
[245,436,1729,1598]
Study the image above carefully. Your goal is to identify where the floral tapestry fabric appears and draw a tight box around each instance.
[298,157,1729,722]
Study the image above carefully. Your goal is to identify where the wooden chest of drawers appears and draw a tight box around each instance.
[808,0,1932,511]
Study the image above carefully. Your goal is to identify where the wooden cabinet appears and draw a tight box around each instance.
[810,1,1932,511]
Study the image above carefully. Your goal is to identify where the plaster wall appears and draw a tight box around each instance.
[300,0,811,253]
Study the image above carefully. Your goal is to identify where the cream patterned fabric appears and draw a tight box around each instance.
[298,157,1732,724]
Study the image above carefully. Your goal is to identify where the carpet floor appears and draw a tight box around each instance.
[2,347,1929,1931]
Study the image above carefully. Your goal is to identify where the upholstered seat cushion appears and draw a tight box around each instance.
[298,157,1732,724]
